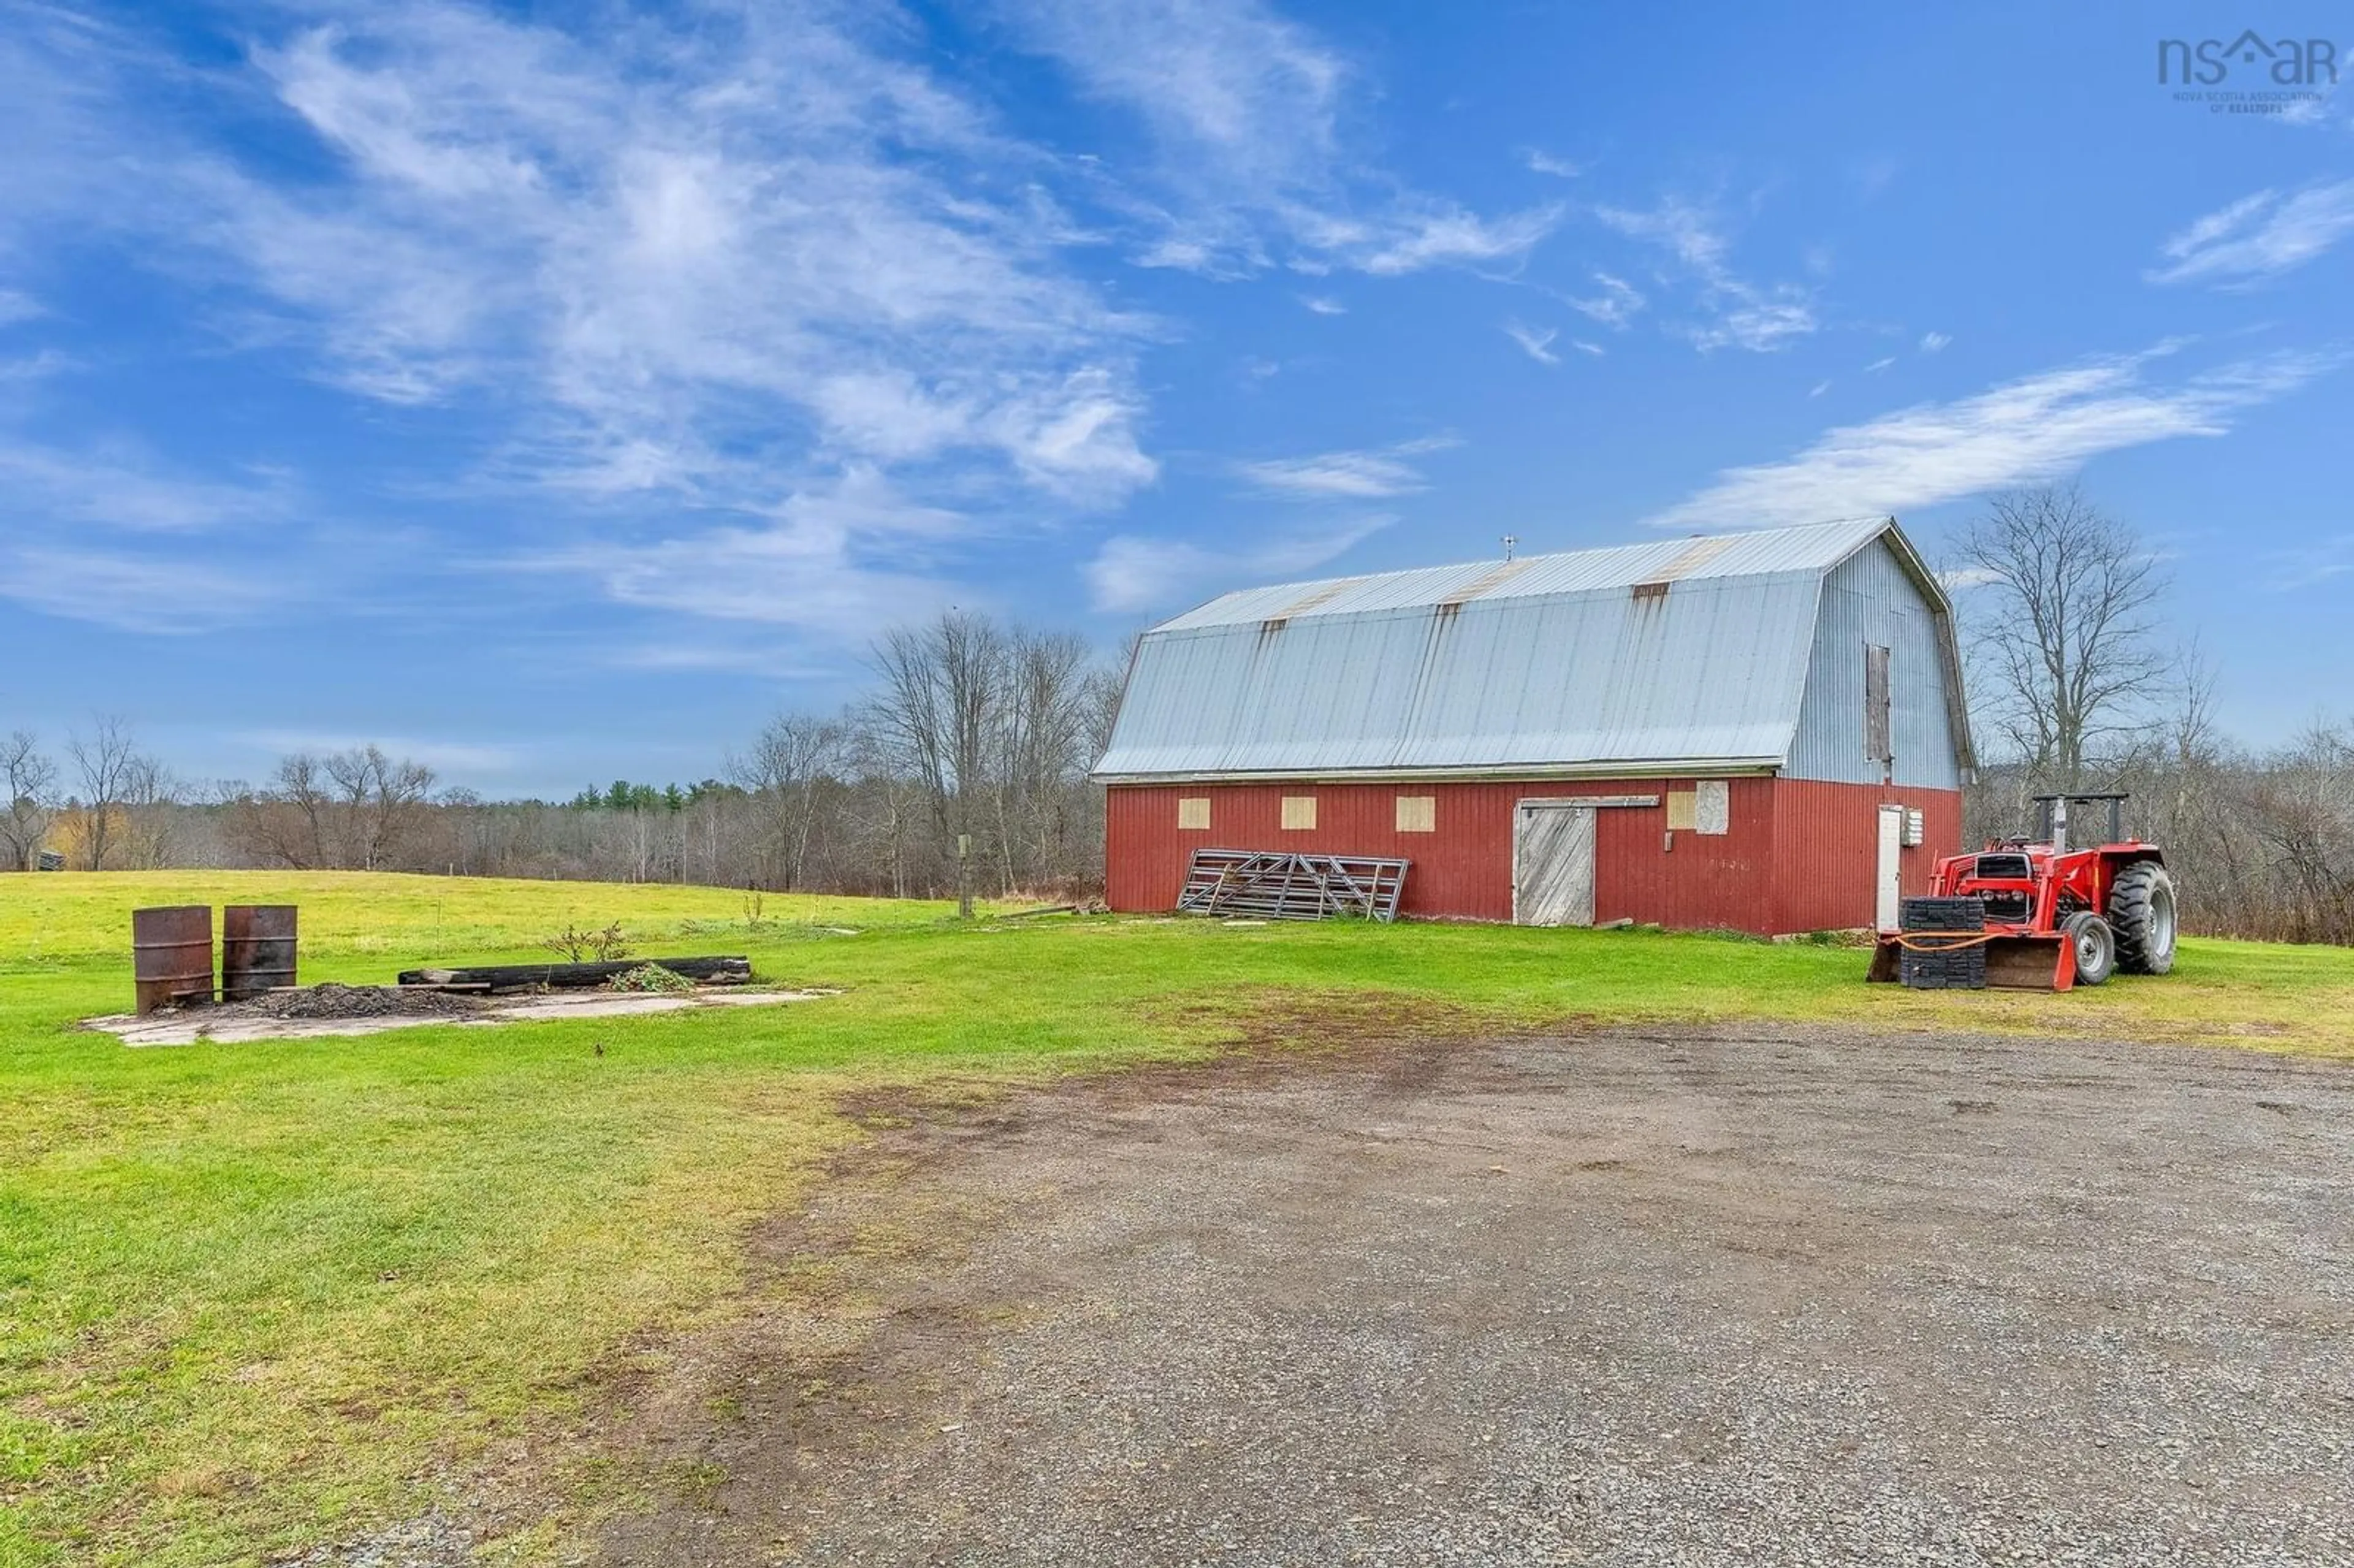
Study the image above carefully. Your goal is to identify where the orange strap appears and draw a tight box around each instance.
[1886,932,2003,953]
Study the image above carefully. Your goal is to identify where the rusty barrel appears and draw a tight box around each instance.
[132,905,214,1015]
[222,905,298,1001]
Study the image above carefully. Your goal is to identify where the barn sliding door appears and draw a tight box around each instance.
[1514,804,1597,926]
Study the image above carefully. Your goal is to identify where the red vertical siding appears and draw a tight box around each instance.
[1769,778,1963,935]
[1105,776,1964,934]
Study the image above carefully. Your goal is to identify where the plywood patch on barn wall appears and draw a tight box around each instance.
[1665,790,1697,831]
[1396,795,1436,832]
[1281,796,1318,830]
[1177,797,1211,831]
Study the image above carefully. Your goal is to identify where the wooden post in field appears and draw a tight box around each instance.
[957,832,973,919]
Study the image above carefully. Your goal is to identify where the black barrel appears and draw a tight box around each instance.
[132,905,214,1014]
[222,905,298,1001]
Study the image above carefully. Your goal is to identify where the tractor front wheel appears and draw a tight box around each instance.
[2065,911,2117,986]
[2109,861,2177,975]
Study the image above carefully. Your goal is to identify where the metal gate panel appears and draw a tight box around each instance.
[1514,804,1596,926]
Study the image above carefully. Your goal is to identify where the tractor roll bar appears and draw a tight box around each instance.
[2029,793,2128,852]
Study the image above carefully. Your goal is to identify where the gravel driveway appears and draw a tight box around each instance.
[603,1025,2354,1567]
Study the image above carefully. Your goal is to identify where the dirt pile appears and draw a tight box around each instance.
[192,984,487,1022]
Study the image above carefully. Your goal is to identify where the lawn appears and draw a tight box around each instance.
[4,870,2353,1566]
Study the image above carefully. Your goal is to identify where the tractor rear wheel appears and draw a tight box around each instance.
[2064,911,2116,986]
[2108,861,2177,975]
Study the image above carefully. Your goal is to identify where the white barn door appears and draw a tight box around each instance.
[1515,804,1597,926]
[1875,804,1905,931]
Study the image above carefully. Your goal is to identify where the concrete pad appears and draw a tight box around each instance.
[88,988,838,1048]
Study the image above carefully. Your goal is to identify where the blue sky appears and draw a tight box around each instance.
[2,1,2349,797]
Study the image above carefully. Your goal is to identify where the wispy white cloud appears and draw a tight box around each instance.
[0,349,74,385]
[1238,436,1457,499]
[1689,299,1816,354]
[1919,331,1951,353]
[1592,195,1816,353]
[1086,514,1390,613]
[600,641,837,676]
[1808,379,1832,398]
[528,466,970,637]
[0,290,43,326]
[0,437,294,533]
[2,1,1179,630]
[1300,294,1346,314]
[1355,203,1564,276]
[2149,180,2354,286]
[1865,356,1896,373]
[237,730,525,774]
[1503,320,1560,365]
[1572,339,1604,357]
[1523,148,1582,178]
[1565,270,1644,329]
[2266,537,2354,590]
[2277,73,2346,127]
[262,9,1156,499]
[6,1,1582,650]
[1646,345,2334,531]
[0,544,288,633]
[1000,0,1559,278]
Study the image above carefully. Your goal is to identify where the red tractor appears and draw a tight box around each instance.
[1869,792,2178,991]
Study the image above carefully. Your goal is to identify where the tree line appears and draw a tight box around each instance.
[2,612,1120,902]
[10,493,2354,943]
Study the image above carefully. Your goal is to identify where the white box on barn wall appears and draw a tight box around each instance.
[1395,794,1436,832]
[1281,796,1318,830]
[1903,808,1924,847]
[1695,780,1729,836]
[1177,797,1211,831]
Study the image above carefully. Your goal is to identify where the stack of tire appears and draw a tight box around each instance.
[1898,896,1988,990]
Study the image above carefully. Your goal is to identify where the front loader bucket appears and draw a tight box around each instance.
[1869,931,2074,990]
[1983,934,2074,991]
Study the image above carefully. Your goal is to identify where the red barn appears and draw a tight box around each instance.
[1094,519,1973,934]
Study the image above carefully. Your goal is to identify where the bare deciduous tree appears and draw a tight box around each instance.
[323,746,436,870]
[116,753,182,869]
[229,754,337,869]
[227,745,435,870]
[1,731,58,871]
[1954,485,2170,791]
[996,630,1100,891]
[869,612,1009,914]
[731,712,844,891]
[66,716,150,870]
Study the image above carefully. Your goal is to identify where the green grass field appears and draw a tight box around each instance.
[6,871,2353,1566]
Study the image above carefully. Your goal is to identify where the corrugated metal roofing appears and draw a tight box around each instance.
[1156,517,1897,632]
[1096,518,1962,781]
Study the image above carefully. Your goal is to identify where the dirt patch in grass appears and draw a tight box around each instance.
[1160,983,1571,1056]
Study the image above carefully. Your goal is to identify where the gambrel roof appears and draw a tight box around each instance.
[1094,518,1973,782]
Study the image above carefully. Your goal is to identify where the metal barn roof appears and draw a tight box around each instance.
[1094,518,1967,782]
